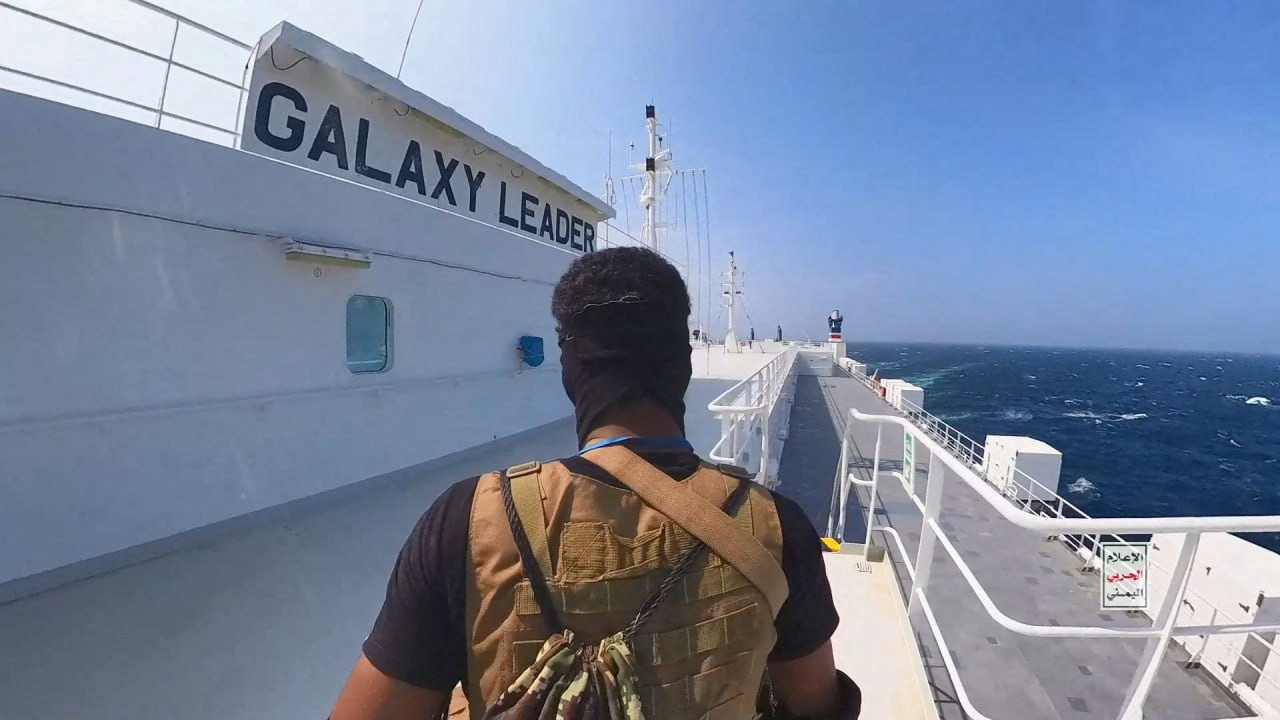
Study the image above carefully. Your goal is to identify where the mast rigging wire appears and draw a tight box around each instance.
[701,170,713,337]
[690,171,705,335]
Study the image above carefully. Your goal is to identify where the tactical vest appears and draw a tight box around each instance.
[464,454,787,720]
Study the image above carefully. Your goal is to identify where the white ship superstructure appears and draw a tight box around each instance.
[5,6,1280,720]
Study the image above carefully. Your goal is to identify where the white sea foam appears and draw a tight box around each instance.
[1246,396,1272,406]
[1135,364,1151,369]
[1064,411,1147,422]
[1000,409,1033,421]
[937,411,975,421]
[1066,477,1098,495]
[1226,394,1248,401]
[1063,398,1083,406]
[1133,381,1145,388]
[1229,439,1243,448]
[1199,376,1208,381]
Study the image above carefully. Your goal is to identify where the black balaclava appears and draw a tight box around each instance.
[558,299,692,448]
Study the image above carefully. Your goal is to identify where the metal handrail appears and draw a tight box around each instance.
[847,368,987,471]
[831,405,1280,719]
[707,344,799,485]
[0,0,253,142]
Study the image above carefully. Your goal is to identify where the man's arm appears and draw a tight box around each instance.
[331,477,480,719]
[331,655,446,720]
[767,492,859,718]
[768,641,841,718]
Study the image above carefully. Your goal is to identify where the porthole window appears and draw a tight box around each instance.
[346,295,391,373]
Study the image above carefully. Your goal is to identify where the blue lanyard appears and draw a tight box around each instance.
[578,435,693,454]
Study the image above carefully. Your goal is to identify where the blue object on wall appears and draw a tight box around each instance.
[518,335,545,368]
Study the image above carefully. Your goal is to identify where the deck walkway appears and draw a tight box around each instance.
[777,368,1246,720]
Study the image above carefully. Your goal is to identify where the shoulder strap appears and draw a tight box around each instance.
[506,462,553,580]
[581,445,789,617]
[497,469,564,634]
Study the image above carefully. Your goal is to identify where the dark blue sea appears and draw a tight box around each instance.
[850,343,1280,551]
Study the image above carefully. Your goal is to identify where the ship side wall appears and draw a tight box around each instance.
[0,90,577,588]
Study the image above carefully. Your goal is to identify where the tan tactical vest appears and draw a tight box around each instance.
[464,454,787,720]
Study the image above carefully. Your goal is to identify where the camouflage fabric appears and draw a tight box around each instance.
[482,631,646,720]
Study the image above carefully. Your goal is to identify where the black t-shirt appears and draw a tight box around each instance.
[362,448,840,691]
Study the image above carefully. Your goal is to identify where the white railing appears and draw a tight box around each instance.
[707,344,799,486]
[0,0,254,143]
[847,369,987,472]
[828,406,1280,720]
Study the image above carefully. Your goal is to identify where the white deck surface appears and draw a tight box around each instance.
[826,551,939,720]
[0,419,578,720]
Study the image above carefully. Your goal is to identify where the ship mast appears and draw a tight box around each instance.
[636,105,671,251]
[722,251,742,348]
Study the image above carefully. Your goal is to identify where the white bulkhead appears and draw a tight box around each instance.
[0,23,613,594]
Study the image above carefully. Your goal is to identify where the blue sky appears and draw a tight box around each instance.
[394,1,1280,353]
[12,1,1280,352]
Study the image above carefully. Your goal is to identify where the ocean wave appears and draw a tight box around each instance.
[1246,396,1272,406]
[1063,398,1084,406]
[1226,394,1248,400]
[909,364,971,389]
[1066,477,1098,495]
[1135,364,1151,369]
[1063,411,1148,422]
[1133,381,1145,388]
[936,411,975,421]
[1229,438,1243,448]
[999,409,1033,421]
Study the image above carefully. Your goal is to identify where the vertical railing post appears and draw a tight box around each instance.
[861,424,883,549]
[907,451,945,617]
[760,406,771,485]
[156,18,181,127]
[827,422,850,539]
[1116,532,1201,720]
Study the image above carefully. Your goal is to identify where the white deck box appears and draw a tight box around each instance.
[983,435,1062,501]
[896,382,924,412]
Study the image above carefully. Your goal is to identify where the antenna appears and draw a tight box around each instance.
[397,0,427,79]
[722,251,742,349]
[634,105,672,252]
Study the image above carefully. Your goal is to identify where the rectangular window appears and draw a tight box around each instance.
[347,295,390,373]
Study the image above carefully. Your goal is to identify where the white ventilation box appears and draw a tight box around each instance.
[983,435,1062,501]
[896,382,923,412]
[879,379,924,412]
[880,379,904,405]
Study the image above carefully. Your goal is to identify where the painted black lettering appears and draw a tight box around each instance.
[307,104,349,170]
[354,118,391,183]
[554,209,570,245]
[570,216,584,250]
[538,203,554,239]
[498,182,520,228]
[254,82,307,152]
[395,140,426,195]
[520,192,539,234]
[431,151,458,206]
[583,222,596,252]
[464,164,485,213]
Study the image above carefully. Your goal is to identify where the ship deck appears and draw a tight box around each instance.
[777,362,1247,719]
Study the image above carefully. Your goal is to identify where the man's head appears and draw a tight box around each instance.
[552,247,693,446]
